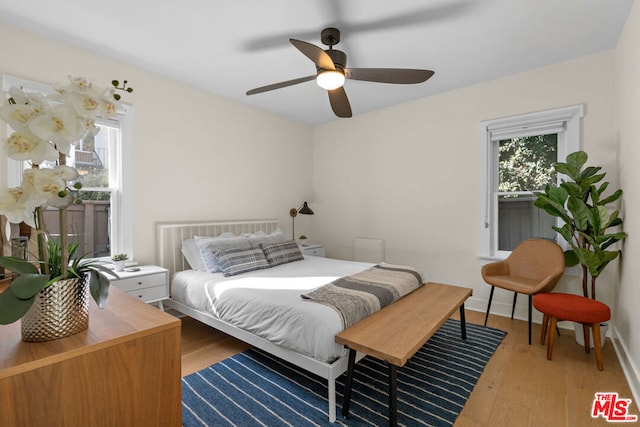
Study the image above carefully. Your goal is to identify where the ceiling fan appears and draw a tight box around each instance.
[246,27,434,118]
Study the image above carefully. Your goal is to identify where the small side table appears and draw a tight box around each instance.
[108,265,169,309]
[300,244,325,257]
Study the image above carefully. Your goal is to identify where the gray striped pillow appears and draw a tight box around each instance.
[261,240,304,267]
[215,247,270,277]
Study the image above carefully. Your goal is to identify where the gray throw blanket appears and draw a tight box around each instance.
[301,262,424,328]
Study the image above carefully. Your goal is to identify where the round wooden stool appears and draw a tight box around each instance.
[533,292,610,370]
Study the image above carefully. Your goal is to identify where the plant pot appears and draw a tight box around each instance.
[21,276,89,342]
[113,260,126,272]
[574,321,608,349]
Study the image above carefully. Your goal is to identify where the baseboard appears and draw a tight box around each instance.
[611,324,640,406]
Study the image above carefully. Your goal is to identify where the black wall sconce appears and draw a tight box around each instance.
[289,202,314,240]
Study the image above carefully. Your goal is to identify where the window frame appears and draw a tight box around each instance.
[1,74,134,260]
[480,104,584,260]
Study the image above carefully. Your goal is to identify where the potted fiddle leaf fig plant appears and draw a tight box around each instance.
[534,151,626,347]
[534,150,627,301]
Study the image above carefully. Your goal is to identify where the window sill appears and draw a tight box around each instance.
[478,254,507,262]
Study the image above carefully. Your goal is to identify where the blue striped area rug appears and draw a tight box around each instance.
[182,319,506,426]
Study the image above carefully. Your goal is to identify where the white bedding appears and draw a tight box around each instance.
[171,255,374,363]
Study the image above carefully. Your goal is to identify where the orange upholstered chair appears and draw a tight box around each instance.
[482,239,565,344]
[533,293,610,370]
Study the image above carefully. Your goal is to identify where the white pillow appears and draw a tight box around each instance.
[195,234,251,273]
[181,239,205,271]
[244,229,286,248]
[181,232,236,271]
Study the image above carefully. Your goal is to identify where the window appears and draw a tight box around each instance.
[2,75,133,259]
[481,105,583,259]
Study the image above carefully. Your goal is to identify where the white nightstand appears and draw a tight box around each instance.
[300,244,325,257]
[108,265,169,309]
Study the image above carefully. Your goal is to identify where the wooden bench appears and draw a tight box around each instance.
[335,281,473,426]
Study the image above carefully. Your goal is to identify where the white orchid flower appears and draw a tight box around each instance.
[52,165,79,181]
[100,99,117,117]
[19,170,49,207]
[28,104,86,154]
[30,168,67,202]
[0,103,42,132]
[66,90,102,120]
[7,87,30,104]
[67,76,93,92]
[0,187,37,227]
[4,131,58,164]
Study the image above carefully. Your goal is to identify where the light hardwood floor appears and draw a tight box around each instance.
[179,310,638,426]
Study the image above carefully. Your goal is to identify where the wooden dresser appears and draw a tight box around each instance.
[0,286,181,426]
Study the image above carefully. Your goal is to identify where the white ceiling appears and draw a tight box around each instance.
[0,0,634,125]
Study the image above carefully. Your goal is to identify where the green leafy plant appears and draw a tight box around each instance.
[0,238,117,324]
[534,151,627,300]
[112,253,128,261]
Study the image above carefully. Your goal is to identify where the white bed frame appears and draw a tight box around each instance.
[156,219,361,422]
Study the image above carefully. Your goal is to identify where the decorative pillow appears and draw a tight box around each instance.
[215,247,270,277]
[261,240,304,267]
[195,234,250,273]
[181,238,206,271]
[244,229,286,248]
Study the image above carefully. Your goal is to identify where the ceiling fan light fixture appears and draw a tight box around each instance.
[316,70,345,90]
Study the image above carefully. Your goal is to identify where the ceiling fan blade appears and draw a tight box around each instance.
[289,39,335,70]
[347,2,478,34]
[246,75,316,95]
[327,87,352,118]
[346,68,434,84]
[242,2,476,52]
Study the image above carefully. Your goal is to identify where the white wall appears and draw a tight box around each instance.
[0,22,314,264]
[614,0,640,403]
[312,51,618,320]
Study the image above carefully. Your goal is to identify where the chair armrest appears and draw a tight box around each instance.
[532,268,565,293]
[481,260,509,279]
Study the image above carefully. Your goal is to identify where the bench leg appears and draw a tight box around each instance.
[459,304,467,340]
[592,323,604,371]
[341,349,357,419]
[389,364,398,427]
[547,317,558,361]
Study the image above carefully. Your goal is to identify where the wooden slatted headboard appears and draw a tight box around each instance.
[156,219,279,278]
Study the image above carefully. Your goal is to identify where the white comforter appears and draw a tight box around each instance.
[170,256,373,363]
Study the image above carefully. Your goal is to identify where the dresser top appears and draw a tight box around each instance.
[0,286,180,378]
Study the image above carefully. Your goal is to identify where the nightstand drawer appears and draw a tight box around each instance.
[300,244,325,257]
[126,285,167,302]
[113,273,165,292]
[305,247,324,256]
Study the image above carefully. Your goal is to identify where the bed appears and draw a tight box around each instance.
[157,219,380,422]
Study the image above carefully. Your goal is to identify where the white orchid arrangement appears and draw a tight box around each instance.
[0,76,133,325]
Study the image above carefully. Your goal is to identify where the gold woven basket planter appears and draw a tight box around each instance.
[21,275,90,342]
